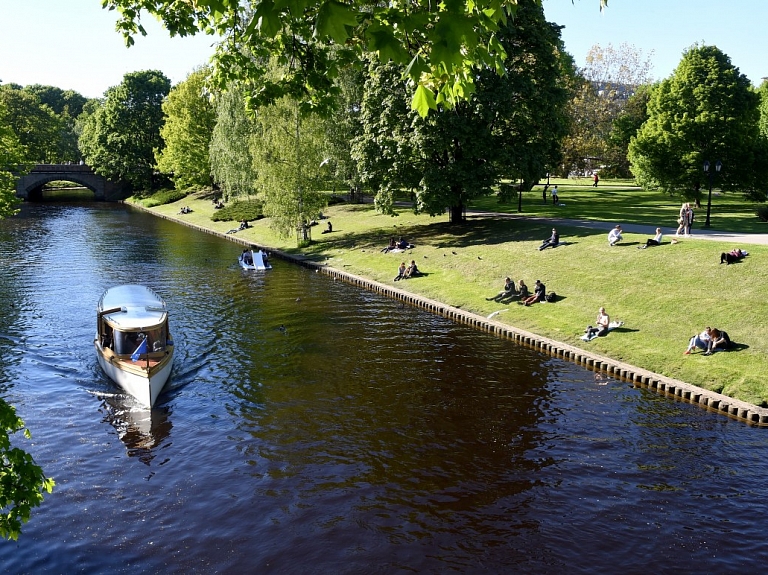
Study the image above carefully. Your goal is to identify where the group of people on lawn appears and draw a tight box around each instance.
[387,224,734,352]
[486,277,547,307]
[538,225,663,250]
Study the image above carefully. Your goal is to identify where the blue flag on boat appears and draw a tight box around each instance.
[131,338,148,362]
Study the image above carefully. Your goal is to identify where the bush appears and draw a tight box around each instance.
[210,200,264,222]
[756,205,768,222]
[139,188,190,207]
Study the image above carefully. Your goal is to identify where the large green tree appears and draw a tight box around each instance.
[155,68,216,190]
[0,100,25,218]
[322,61,365,200]
[629,45,768,203]
[0,86,62,164]
[758,79,768,139]
[353,0,571,223]
[22,84,87,118]
[102,0,607,117]
[79,70,171,190]
[602,85,651,178]
[18,85,87,163]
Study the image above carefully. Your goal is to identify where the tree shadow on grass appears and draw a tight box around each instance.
[301,211,607,262]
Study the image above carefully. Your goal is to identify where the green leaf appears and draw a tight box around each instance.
[430,16,478,70]
[411,84,437,117]
[315,1,358,43]
[403,55,430,82]
[253,0,283,38]
[273,0,310,17]
[365,23,410,64]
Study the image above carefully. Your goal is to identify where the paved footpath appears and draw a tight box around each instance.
[466,211,768,246]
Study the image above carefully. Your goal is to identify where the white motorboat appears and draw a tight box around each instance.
[94,285,174,407]
[239,249,272,270]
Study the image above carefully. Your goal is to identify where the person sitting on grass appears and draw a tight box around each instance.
[404,260,423,279]
[515,280,529,300]
[608,225,623,246]
[638,228,663,249]
[381,237,397,253]
[521,280,546,306]
[539,228,560,251]
[684,328,712,355]
[585,307,611,338]
[705,328,731,355]
[394,261,407,281]
[486,277,516,301]
[397,237,415,249]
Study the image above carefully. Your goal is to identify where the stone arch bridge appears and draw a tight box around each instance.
[16,164,127,201]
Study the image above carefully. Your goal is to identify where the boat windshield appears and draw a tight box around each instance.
[112,326,168,356]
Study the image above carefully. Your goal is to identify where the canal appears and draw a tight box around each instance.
[0,202,766,573]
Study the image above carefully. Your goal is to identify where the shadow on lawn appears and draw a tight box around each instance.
[304,212,629,260]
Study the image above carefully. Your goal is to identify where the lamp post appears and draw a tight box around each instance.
[703,159,722,228]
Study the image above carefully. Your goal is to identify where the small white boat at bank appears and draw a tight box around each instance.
[239,249,272,271]
[94,285,174,407]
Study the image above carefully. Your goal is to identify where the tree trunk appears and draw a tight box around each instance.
[448,203,464,224]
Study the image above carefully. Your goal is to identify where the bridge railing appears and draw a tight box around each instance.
[32,163,94,173]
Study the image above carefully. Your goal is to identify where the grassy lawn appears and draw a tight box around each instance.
[140,184,768,407]
[470,179,768,233]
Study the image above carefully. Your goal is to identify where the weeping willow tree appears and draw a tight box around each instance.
[251,96,328,244]
[209,86,258,201]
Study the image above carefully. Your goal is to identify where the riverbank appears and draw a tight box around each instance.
[130,193,768,424]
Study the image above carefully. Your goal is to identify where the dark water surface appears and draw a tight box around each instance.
[1,203,767,573]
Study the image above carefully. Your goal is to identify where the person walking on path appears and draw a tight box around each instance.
[593,172,599,187]
[685,204,695,236]
[675,203,688,237]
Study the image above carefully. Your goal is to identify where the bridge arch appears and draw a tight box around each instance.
[16,164,127,202]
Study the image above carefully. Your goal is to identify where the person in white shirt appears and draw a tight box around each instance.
[639,228,663,249]
[607,225,623,246]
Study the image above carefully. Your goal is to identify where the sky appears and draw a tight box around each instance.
[543,0,767,85]
[0,0,217,98]
[0,0,765,100]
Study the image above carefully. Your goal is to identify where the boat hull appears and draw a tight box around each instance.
[95,284,175,407]
[95,340,174,407]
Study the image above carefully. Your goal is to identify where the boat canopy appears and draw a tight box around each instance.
[98,284,168,331]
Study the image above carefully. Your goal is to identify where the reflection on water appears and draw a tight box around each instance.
[98,393,173,463]
[0,203,767,574]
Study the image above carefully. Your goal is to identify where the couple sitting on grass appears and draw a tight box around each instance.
[684,327,731,355]
[486,277,527,302]
[394,260,423,281]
